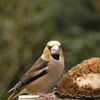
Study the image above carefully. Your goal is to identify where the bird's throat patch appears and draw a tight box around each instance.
[52,54,59,60]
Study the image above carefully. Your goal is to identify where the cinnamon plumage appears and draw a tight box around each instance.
[7,40,65,100]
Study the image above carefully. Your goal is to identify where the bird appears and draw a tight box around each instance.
[55,57,100,99]
[55,57,100,100]
[7,40,65,100]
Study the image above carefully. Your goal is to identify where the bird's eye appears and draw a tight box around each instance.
[47,46,52,50]
[59,45,61,48]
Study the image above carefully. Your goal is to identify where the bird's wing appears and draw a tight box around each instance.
[8,57,49,93]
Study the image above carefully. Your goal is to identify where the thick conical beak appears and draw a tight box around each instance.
[51,45,59,54]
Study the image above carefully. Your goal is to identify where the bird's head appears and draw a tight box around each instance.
[41,40,64,61]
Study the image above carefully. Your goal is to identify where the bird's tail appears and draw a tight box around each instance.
[7,90,20,100]
[7,81,23,100]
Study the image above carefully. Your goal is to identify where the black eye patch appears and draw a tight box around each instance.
[52,54,60,60]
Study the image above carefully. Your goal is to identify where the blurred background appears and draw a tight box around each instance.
[0,0,100,99]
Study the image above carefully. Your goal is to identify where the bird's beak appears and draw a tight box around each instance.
[51,45,60,54]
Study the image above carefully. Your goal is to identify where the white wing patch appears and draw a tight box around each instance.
[35,66,48,76]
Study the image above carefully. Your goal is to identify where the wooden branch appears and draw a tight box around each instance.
[18,95,80,100]
[18,95,62,100]
[18,95,39,100]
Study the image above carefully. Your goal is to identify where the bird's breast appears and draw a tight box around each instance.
[48,60,64,79]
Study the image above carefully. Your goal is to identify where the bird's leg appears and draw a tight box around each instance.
[38,92,56,99]
[47,92,56,98]
[38,92,47,97]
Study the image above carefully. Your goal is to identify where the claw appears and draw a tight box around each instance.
[38,92,56,99]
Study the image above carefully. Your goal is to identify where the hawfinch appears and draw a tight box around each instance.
[7,40,64,100]
[55,57,100,99]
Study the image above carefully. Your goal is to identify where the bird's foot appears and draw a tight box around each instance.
[38,92,56,99]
